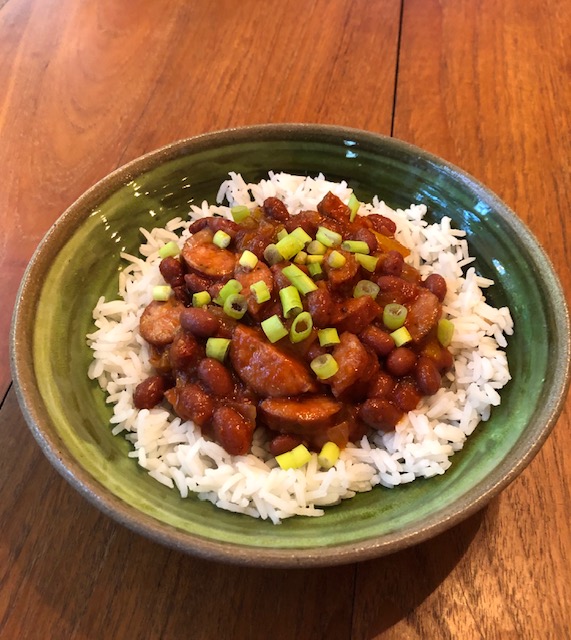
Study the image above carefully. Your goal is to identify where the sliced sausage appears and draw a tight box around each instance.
[328,332,373,401]
[139,298,184,346]
[259,396,343,435]
[317,191,351,224]
[306,284,334,328]
[329,295,380,335]
[323,250,359,290]
[181,228,236,278]
[405,288,441,342]
[234,259,274,317]
[230,325,318,397]
[263,197,290,223]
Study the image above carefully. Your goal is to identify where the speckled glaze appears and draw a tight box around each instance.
[10,124,571,567]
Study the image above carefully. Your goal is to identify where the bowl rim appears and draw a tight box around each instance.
[10,123,571,567]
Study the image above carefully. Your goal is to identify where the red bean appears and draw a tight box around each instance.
[317,191,351,223]
[359,325,395,357]
[159,257,185,288]
[180,307,220,338]
[169,331,203,371]
[212,406,254,455]
[385,347,417,376]
[367,213,397,236]
[133,376,166,409]
[415,356,442,395]
[367,371,396,399]
[359,398,403,431]
[392,379,421,412]
[263,197,290,222]
[354,228,378,253]
[197,358,234,396]
[380,250,404,276]
[172,383,214,427]
[269,433,304,456]
[423,273,447,302]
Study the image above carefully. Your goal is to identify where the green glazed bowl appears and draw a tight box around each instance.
[10,124,570,567]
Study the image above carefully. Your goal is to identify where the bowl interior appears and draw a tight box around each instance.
[14,125,570,564]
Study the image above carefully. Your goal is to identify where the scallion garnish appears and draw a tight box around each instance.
[306,240,327,255]
[290,311,313,343]
[282,264,318,294]
[152,285,172,301]
[261,314,289,343]
[354,253,378,272]
[275,234,305,261]
[437,318,455,347]
[214,279,242,305]
[293,250,308,265]
[263,243,283,266]
[318,327,340,347]
[275,444,312,470]
[306,254,324,264]
[205,337,231,361]
[310,353,339,379]
[327,250,346,268]
[230,205,250,222]
[223,293,248,319]
[289,226,312,245]
[192,290,211,307]
[341,240,369,254]
[383,303,408,330]
[307,262,323,279]
[158,241,180,259]
[348,194,360,222]
[353,280,380,299]
[279,285,303,318]
[238,250,259,270]
[250,280,271,304]
[318,441,340,469]
[213,230,231,248]
[316,226,342,248]
[390,326,412,347]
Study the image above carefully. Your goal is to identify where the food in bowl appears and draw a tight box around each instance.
[87,172,513,523]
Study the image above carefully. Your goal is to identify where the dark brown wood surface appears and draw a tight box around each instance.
[1,0,569,637]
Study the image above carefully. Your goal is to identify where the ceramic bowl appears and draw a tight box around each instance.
[10,124,570,567]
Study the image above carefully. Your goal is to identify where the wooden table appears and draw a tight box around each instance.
[1,1,570,637]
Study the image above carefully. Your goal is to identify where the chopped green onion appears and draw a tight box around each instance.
[275,444,312,470]
[316,226,342,248]
[275,234,305,261]
[263,243,283,266]
[250,280,271,304]
[158,241,180,259]
[261,314,288,343]
[390,326,412,347]
[348,194,360,222]
[327,250,346,268]
[214,279,242,305]
[308,262,323,279]
[282,264,318,294]
[294,250,308,265]
[289,226,312,245]
[306,240,327,255]
[306,254,324,264]
[279,285,303,318]
[238,250,259,270]
[310,354,339,379]
[230,205,250,222]
[192,290,211,307]
[353,280,380,299]
[318,327,340,347]
[355,253,379,272]
[437,318,455,347]
[318,441,340,469]
[276,228,288,241]
[223,293,248,319]
[205,337,231,361]
[213,230,231,248]
[341,240,370,254]
[383,303,408,330]
[152,285,172,301]
[290,311,313,343]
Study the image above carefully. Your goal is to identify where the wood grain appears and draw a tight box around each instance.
[1,0,570,637]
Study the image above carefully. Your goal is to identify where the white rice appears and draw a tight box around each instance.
[87,172,513,523]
